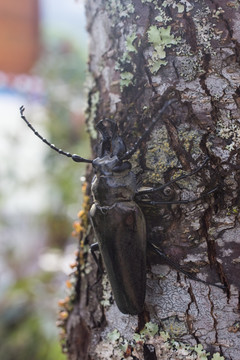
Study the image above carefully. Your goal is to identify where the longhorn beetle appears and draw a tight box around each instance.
[20,102,224,315]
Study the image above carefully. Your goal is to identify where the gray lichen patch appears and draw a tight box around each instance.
[174,54,200,82]
[178,126,204,157]
[105,0,135,20]
[100,274,112,309]
[87,90,99,139]
[192,6,223,54]
[160,315,189,337]
[144,126,178,184]
[216,112,240,151]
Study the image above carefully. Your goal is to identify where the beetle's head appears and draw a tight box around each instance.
[92,119,131,175]
[96,119,126,157]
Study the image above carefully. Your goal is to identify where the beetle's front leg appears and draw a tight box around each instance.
[136,157,210,196]
[148,242,225,290]
[90,242,104,274]
[136,186,218,206]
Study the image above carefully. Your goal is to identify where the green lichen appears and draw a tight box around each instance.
[177,3,185,13]
[148,25,178,51]
[107,329,121,342]
[105,329,129,356]
[120,71,134,90]
[116,31,138,90]
[212,353,225,360]
[96,326,225,360]
[120,2,135,17]
[162,0,172,7]
[148,55,168,73]
[194,345,224,360]
[126,33,137,53]
[133,322,159,342]
[147,25,180,73]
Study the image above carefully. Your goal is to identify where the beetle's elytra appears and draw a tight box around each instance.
[20,102,224,315]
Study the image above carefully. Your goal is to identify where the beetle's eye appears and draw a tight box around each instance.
[163,186,174,197]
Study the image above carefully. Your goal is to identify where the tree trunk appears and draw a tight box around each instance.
[61,1,240,359]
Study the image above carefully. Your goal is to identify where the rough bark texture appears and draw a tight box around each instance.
[61,1,240,359]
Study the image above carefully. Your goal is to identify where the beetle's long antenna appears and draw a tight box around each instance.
[148,242,225,290]
[136,157,210,196]
[20,106,92,164]
[120,99,177,161]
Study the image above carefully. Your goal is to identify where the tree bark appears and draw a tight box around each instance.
[61,1,240,359]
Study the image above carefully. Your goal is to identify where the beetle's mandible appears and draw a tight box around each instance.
[20,101,224,315]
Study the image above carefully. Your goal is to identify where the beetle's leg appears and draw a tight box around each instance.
[89,243,104,289]
[136,157,209,196]
[137,186,217,206]
[90,242,104,274]
[148,242,225,290]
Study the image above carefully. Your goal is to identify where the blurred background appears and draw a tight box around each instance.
[0,0,89,358]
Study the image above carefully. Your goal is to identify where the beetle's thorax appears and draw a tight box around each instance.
[91,155,136,206]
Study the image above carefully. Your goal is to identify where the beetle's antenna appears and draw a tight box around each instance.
[136,157,210,196]
[148,242,225,290]
[120,99,177,161]
[20,106,92,164]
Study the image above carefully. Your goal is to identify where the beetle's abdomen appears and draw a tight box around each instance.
[90,201,146,315]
